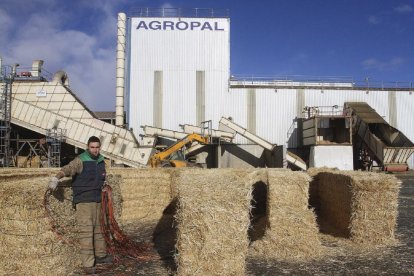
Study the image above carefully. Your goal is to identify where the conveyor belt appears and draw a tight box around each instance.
[346,102,414,171]
[11,80,152,167]
[219,117,307,170]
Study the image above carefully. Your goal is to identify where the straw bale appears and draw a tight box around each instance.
[173,169,253,276]
[108,168,174,225]
[106,173,123,219]
[17,156,28,167]
[0,169,127,276]
[317,171,400,244]
[0,175,80,276]
[0,168,58,178]
[306,167,339,178]
[29,155,41,168]
[250,169,323,260]
[0,167,173,275]
[307,167,340,219]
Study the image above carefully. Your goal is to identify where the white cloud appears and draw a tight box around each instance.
[291,52,308,63]
[0,8,13,29]
[1,1,122,111]
[161,2,175,9]
[368,15,380,24]
[389,57,405,66]
[394,4,413,13]
[362,57,405,71]
[0,8,13,47]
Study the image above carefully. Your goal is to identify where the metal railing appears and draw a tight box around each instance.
[9,66,52,81]
[302,105,346,119]
[230,74,414,90]
[129,7,229,18]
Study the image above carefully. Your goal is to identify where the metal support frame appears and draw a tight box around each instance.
[0,65,13,167]
[46,128,66,167]
[200,120,212,144]
[13,139,49,168]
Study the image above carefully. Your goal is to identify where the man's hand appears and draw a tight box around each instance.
[48,176,60,191]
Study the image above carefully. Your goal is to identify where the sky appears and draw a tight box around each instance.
[1,0,413,111]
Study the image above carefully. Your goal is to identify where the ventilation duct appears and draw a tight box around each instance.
[31,60,44,77]
[52,70,69,86]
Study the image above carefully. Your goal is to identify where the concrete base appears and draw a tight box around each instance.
[309,145,353,170]
[218,144,284,168]
[191,144,284,168]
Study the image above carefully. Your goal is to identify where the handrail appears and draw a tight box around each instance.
[129,7,229,18]
[230,74,414,90]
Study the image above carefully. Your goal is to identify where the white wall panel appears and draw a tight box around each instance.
[163,71,197,129]
[395,92,414,169]
[205,72,230,126]
[128,17,230,137]
[256,89,297,145]
[222,89,248,144]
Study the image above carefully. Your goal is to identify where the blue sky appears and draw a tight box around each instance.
[1,0,413,111]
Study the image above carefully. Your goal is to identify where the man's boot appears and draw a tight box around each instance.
[83,266,96,275]
[95,254,113,264]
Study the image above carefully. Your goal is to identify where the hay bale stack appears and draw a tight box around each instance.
[307,167,339,213]
[107,168,173,225]
[0,174,80,276]
[317,171,400,244]
[0,168,59,177]
[251,169,323,260]
[173,169,252,276]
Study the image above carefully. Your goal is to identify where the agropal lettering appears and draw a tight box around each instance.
[136,20,225,31]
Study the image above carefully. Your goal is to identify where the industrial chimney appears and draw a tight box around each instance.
[116,12,127,127]
[31,60,44,77]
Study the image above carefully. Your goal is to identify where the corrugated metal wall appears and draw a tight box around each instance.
[126,16,414,169]
[395,92,414,168]
[223,89,412,149]
[128,17,230,136]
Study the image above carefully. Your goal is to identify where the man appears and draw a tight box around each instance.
[48,136,112,275]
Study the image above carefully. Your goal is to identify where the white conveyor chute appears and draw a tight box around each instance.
[11,78,152,167]
[219,117,307,170]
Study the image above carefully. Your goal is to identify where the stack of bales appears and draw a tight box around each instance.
[316,170,400,244]
[307,167,340,213]
[107,168,173,226]
[250,169,323,260]
[0,170,80,275]
[3,166,398,274]
[173,169,253,276]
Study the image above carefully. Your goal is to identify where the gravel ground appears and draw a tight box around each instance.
[96,171,414,276]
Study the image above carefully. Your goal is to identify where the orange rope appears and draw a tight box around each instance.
[44,186,157,263]
[100,184,156,262]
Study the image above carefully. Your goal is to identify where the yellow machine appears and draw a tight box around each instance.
[149,133,209,167]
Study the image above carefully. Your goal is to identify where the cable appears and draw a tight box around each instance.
[100,184,157,262]
[44,185,158,267]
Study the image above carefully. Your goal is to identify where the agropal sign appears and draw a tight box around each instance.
[136,20,225,31]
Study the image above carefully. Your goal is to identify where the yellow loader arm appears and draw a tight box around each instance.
[149,133,209,167]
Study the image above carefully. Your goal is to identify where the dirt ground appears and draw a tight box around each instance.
[95,171,414,276]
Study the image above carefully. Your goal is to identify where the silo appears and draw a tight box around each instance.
[126,8,230,137]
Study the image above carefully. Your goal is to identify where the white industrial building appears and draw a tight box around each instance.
[123,8,414,169]
[0,8,412,170]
